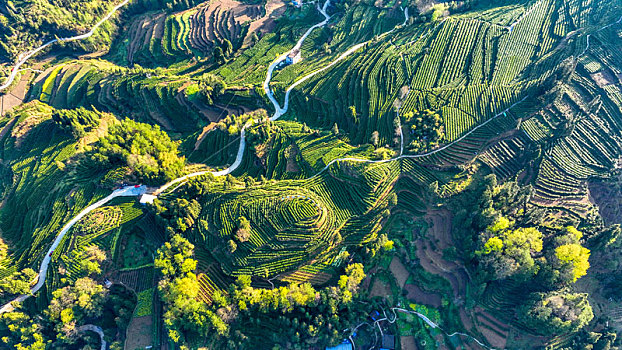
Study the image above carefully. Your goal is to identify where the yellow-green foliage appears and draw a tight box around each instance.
[479,226,542,256]
[40,65,65,102]
[565,226,583,241]
[477,217,543,279]
[483,236,504,254]
[489,216,511,234]
[184,83,201,99]
[91,118,185,185]
[504,227,543,253]
[134,288,154,317]
[555,244,590,282]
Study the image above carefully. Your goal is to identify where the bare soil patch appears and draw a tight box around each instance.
[243,0,286,46]
[404,283,441,308]
[369,279,393,303]
[591,70,618,88]
[474,309,508,349]
[588,179,622,225]
[125,315,153,349]
[411,208,479,335]
[361,267,378,290]
[1,70,31,115]
[425,209,453,248]
[285,146,300,173]
[11,112,48,147]
[400,335,417,350]
[415,210,470,301]
[194,122,217,150]
[414,239,469,301]
[389,256,410,288]
[0,117,18,142]
[475,323,507,349]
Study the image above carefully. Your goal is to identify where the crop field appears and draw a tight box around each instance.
[285,0,612,151]
[523,23,622,217]
[270,3,405,88]
[167,152,449,301]
[120,0,259,66]
[197,159,400,279]
[0,103,114,279]
[145,0,622,331]
[29,61,207,132]
[133,288,155,317]
[3,0,622,347]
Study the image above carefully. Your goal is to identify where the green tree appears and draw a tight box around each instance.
[331,123,339,135]
[228,239,238,253]
[349,106,358,124]
[90,119,185,185]
[521,292,593,335]
[236,216,251,242]
[370,130,379,147]
[0,311,46,349]
[402,109,444,152]
[544,226,591,285]
[155,234,196,278]
[79,246,106,276]
[155,235,226,344]
[46,277,108,342]
[52,107,101,138]
[222,39,233,56]
[338,263,365,293]
[0,268,36,299]
[554,244,590,282]
[213,46,225,65]
[156,198,202,232]
[476,217,543,280]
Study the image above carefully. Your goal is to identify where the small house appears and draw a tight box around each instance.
[140,194,157,204]
[287,49,301,65]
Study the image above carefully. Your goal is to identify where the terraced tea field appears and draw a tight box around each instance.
[1,0,622,348]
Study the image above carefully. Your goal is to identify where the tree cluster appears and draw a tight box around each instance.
[184,73,226,105]
[153,233,371,348]
[453,174,595,336]
[154,235,227,344]
[52,107,101,138]
[222,263,367,348]
[519,292,594,336]
[0,268,36,303]
[0,0,118,61]
[402,109,445,153]
[476,217,543,280]
[213,39,234,65]
[89,118,185,185]
[0,276,136,349]
[153,198,202,234]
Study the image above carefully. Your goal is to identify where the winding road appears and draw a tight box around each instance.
[348,307,493,350]
[578,14,622,58]
[77,324,107,350]
[154,2,412,196]
[0,0,130,91]
[3,0,620,346]
[0,186,146,314]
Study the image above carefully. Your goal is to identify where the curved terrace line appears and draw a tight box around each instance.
[0,185,146,313]
[0,0,130,91]
[3,2,621,344]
